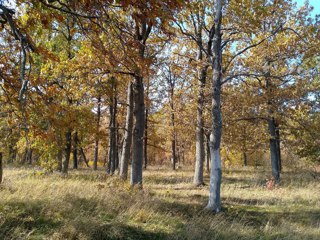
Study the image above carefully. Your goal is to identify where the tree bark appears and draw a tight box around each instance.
[73,132,78,169]
[206,0,223,213]
[243,152,248,167]
[8,143,16,164]
[94,95,101,170]
[266,65,280,182]
[275,123,282,172]
[120,82,133,180]
[56,132,63,171]
[107,78,117,175]
[206,133,210,173]
[268,118,280,182]
[130,18,151,186]
[61,129,72,176]
[171,109,176,171]
[0,153,3,184]
[80,147,90,168]
[131,75,145,186]
[194,65,207,186]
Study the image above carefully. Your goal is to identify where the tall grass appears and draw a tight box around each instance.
[0,166,319,239]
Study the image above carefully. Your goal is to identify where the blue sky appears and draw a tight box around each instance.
[295,0,320,17]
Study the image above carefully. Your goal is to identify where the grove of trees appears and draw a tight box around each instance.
[0,0,319,213]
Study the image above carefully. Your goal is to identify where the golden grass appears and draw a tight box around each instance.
[0,166,319,239]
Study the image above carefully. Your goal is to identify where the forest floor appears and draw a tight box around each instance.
[0,165,319,240]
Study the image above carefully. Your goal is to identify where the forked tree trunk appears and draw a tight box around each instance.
[62,129,72,176]
[131,75,145,186]
[120,82,133,180]
[94,95,101,170]
[206,0,223,213]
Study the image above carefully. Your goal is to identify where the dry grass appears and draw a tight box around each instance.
[0,166,319,239]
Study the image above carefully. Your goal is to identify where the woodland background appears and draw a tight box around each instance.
[0,0,319,239]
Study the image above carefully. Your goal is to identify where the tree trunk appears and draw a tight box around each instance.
[56,132,63,171]
[80,147,90,168]
[206,133,210,173]
[170,86,176,170]
[8,143,16,164]
[194,65,207,186]
[131,75,145,186]
[0,153,3,184]
[243,152,248,167]
[268,118,280,182]
[144,106,149,169]
[73,132,78,169]
[57,148,63,171]
[115,120,119,170]
[27,148,33,165]
[120,82,133,180]
[266,63,280,182]
[94,95,101,170]
[62,129,72,176]
[206,0,223,213]
[107,78,117,175]
[275,123,282,172]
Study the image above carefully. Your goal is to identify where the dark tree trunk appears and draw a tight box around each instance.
[206,133,210,173]
[27,148,33,165]
[131,75,145,186]
[206,0,223,213]
[194,65,208,186]
[268,118,280,182]
[8,144,16,164]
[57,149,63,172]
[80,147,90,168]
[266,63,280,182]
[115,120,119,170]
[130,18,151,186]
[0,153,3,184]
[275,123,282,172]
[62,129,72,176]
[144,78,150,170]
[170,83,176,171]
[94,95,101,170]
[73,132,78,169]
[107,78,117,175]
[243,152,248,167]
[56,132,63,171]
[120,82,134,180]
[144,107,149,169]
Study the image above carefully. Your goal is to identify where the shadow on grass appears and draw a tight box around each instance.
[145,175,193,185]
[73,221,169,240]
[0,200,62,239]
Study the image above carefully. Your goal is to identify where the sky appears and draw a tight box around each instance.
[295,0,320,17]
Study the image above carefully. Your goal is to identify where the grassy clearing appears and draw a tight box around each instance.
[0,166,319,239]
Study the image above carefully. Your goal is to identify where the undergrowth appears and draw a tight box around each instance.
[0,166,319,239]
